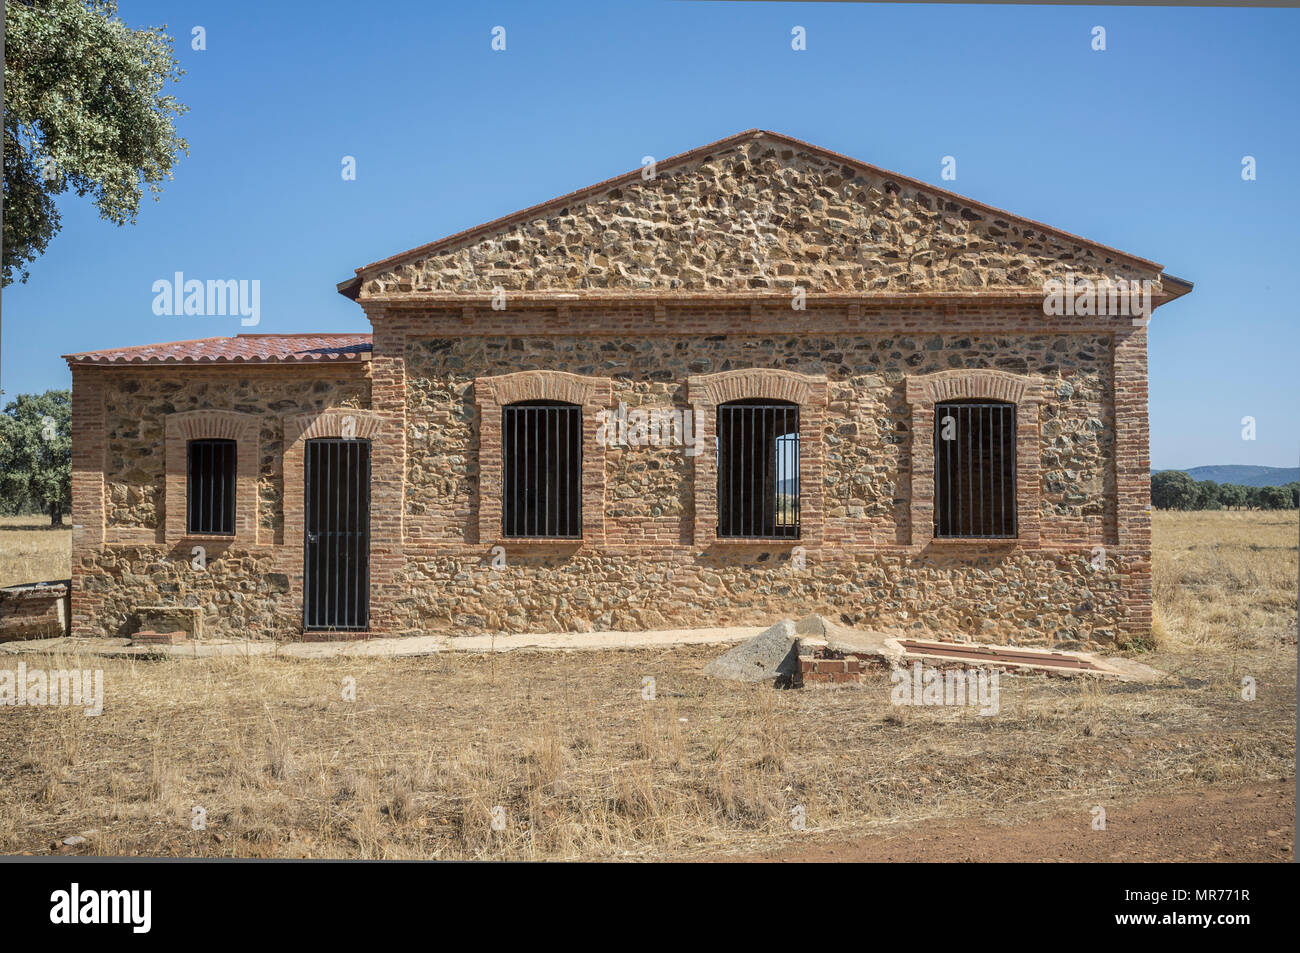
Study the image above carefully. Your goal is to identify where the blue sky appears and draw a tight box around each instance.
[2,1,1297,469]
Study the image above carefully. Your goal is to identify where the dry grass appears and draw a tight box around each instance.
[0,511,1293,860]
[1151,510,1297,651]
[0,515,72,587]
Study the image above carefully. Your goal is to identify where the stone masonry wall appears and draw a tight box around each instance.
[363,133,1161,297]
[69,306,1149,648]
[393,549,1131,650]
[103,371,369,535]
[388,305,1138,649]
[72,365,371,639]
[402,327,1115,548]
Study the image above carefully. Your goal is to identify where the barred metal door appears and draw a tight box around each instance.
[304,439,370,630]
[934,401,1016,538]
[717,401,800,539]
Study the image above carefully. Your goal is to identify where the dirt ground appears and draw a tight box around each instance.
[735,781,1294,862]
[0,510,1294,861]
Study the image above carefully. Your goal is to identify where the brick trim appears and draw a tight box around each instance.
[366,314,406,635]
[1112,327,1152,642]
[474,370,613,546]
[691,368,817,407]
[687,368,828,548]
[69,367,107,637]
[904,369,1042,547]
[282,408,384,553]
[163,410,260,545]
[282,408,385,633]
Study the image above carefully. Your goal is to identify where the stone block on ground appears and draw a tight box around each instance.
[703,619,800,685]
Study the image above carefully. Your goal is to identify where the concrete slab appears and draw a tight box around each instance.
[0,622,1164,682]
[0,626,765,660]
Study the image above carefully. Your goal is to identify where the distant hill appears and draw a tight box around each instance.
[1156,465,1300,487]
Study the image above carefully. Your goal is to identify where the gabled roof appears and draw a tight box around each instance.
[338,128,1171,301]
[63,333,372,367]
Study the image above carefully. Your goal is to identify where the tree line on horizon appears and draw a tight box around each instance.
[1151,469,1299,511]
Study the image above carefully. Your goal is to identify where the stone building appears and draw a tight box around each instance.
[64,130,1191,647]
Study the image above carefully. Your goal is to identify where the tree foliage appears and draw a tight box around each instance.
[3,0,188,284]
[0,390,72,524]
[1151,470,1197,510]
[1151,470,1299,511]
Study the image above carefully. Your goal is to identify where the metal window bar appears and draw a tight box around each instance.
[934,401,1016,538]
[716,402,800,539]
[502,402,582,539]
[187,439,236,535]
[304,439,370,630]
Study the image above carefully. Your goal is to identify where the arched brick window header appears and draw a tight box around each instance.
[474,370,611,546]
[164,410,260,543]
[170,409,259,442]
[691,368,817,408]
[905,369,1042,547]
[905,369,1043,406]
[477,370,609,408]
[285,409,384,442]
[687,368,828,548]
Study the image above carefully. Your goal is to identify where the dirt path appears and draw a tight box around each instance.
[733,781,1295,862]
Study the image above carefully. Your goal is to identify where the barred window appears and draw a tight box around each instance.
[502,401,582,538]
[717,399,800,539]
[187,439,236,535]
[934,401,1016,538]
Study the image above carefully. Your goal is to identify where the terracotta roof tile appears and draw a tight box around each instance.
[63,333,372,367]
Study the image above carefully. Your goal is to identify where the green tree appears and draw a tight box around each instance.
[1258,486,1292,510]
[1193,479,1221,510]
[1217,483,1248,510]
[3,0,188,285]
[1151,470,1197,510]
[0,390,72,524]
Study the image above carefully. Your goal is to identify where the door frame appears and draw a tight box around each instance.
[302,437,371,631]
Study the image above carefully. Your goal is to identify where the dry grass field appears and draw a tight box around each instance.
[0,510,1294,860]
[0,515,71,588]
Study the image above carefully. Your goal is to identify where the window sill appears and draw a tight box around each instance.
[494,536,584,547]
[710,536,803,546]
[926,536,1020,545]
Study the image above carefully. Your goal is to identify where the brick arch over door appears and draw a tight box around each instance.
[904,369,1043,547]
[282,409,384,554]
[164,409,260,544]
[687,368,828,548]
[474,370,613,546]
